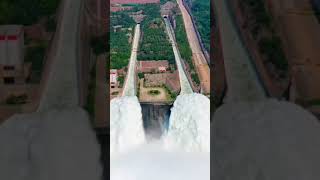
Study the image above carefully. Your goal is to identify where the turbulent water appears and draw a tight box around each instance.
[111,93,210,180]
[163,93,210,152]
[110,96,146,156]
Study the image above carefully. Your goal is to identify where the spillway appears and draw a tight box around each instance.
[164,17,193,95]
[122,24,140,97]
[110,96,146,155]
[110,21,209,180]
[163,93,210,152]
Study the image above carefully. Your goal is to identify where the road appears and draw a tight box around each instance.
[213,0,266,102]
[38,0,84,111]
[122,24,140,97]
[164,18,193,95]
[176,0,210,94]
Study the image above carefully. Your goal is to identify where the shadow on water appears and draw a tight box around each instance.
[141,103,173,141]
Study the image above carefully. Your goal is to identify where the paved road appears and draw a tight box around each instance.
[164,18,193,95]
[122,24,140,97]
[38,0,83,111]
[213,0,266,102]
[177,0,210,94]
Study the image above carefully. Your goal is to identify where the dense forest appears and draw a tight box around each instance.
[110,12,135,69]
[0,0,60,25]
[134,4,175,64]
[187,0,210,52]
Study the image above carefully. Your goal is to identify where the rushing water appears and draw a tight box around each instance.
[163,93,210,152]
[110,93,210,180]
[110,96,146,156]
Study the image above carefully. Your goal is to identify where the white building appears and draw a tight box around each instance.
[110,69,118,88]
[0,25,26,85]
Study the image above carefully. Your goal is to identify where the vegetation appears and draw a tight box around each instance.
[138,72,144,79]
[117,75,125,88]
[148,89,161,96]
[110,12,135,69]
[175,15,192,68]
[240,0,288,71]
[175,15,200,86]
[91,34,108,55]
[258,37,288,70]
[111,91,119,95]
[25,41,48,83]
[0,0,60,25]
[187,0,210,51]
[163,85,177,100]
[137,4,175,64]
[191,73,200,85]
[6,94,28,105]
[84,64,96,119]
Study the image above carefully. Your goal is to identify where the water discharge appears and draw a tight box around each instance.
[163,93,210,152]
[110,93,210,180]
[110,96,146,156]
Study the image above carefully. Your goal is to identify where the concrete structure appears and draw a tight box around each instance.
[164,17,193,94]
[122,24,140,97]
[110,69,118,88]
[161,1,177,17]
[144,71,180,93]
[138,60,169,73]
[0,25,29,85]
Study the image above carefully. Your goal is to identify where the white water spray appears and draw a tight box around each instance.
[164,93,210,152]
[110,93,210,180]
[110,96,146,156]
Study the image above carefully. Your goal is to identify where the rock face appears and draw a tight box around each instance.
[212,99,320,180]
[0,108,102,180]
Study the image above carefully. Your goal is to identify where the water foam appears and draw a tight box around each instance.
[110,143,210,180]
[110,94,210,180]
[163,93,210,152]
[110,96,146,156]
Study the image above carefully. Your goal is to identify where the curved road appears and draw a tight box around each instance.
[213,0,266,102]
[38,0,83,111]
[122,24,141,97]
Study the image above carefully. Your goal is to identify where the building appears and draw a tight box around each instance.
[0,25,30,85]
[110,69,118,88]
[138,60,169,73]
[144,71,180,93]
